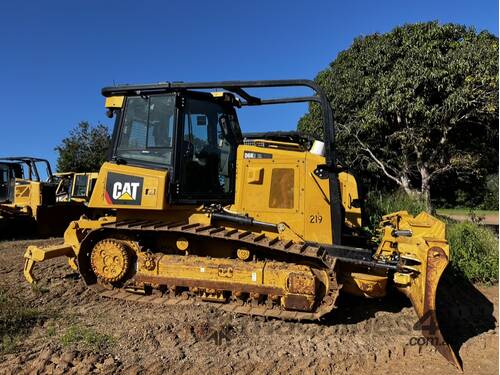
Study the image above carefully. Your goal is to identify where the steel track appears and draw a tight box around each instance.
[85,219,345,320]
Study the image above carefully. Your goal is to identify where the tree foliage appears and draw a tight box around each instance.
[298,22,498,207]
[55,122,111,172]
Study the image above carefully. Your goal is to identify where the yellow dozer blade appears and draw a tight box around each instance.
[23,244,78,284]
[23,244,77,284]
[23,220,85,283]
[377,211,460,369]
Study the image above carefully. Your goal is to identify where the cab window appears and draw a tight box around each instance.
[116,95,176,166]
[73,175,89,197]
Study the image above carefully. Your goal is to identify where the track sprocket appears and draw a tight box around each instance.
[90,239,131,283]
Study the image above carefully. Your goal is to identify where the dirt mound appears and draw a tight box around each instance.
[0,239,497,375]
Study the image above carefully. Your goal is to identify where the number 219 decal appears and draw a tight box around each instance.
[309,214,323,223]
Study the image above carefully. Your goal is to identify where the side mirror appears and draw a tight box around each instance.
[106,108,114,118]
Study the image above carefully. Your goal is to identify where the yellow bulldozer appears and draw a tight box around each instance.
[0,157,97,237]
[54,171,99,203]
[23,80,460,369]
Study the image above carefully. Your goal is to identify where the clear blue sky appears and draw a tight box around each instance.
[0,0,497,168]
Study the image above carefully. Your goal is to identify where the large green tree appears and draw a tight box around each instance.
[299,22,498,207]
[55,121,111,172]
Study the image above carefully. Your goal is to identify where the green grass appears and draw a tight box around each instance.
[447,221,499,283]
[60,324,114,352]
[1,335,17,353]
[1,287,113,354]
[437,208,498,216]
[0,289,48,353]
[46,322,56,338]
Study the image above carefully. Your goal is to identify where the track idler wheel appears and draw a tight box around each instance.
[90,239,131,283]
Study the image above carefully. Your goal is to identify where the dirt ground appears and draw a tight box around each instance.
[0,238,498,375]
[442,214,499,226]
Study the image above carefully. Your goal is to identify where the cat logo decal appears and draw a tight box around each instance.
[105,172,143,205]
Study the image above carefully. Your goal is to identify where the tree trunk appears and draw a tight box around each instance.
[400,176,416,196]
[419,166,432,211]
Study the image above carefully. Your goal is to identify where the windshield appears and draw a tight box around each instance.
[73,174,89,197]
[116,95,176,166]
[34,161,52,182]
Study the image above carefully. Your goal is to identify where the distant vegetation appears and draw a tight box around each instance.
[365,189,428,227]
[481,174,499,210]
[299,21,498,210]
[55,121,111,173]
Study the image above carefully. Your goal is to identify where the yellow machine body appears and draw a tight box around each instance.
[10,179,43,218]
[232,144,362,244]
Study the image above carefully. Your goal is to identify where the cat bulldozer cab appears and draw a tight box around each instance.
[55,172,99,203]
[0,157,56,214]
[23,80,460,369]
[0,160,23,203]
[0,157,93,237]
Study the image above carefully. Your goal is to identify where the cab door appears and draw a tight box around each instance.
[171,94,239,205]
